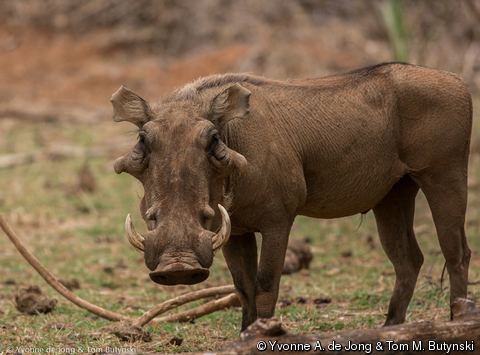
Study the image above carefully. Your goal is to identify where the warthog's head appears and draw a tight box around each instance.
[111,83,250,285]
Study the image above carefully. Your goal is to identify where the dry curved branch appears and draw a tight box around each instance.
[134,285,236,326]
[0,215,130,322]
[155,292,240,324]
[0,215,238,327]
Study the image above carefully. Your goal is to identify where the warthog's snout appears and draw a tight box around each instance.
[149,261,210,285]
[123,205,232,285]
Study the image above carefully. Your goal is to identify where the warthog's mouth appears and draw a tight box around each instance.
[149,262,210,285]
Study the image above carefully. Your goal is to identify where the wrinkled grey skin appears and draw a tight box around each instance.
[113,62,472,331]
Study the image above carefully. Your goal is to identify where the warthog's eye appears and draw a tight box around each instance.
[131,132,149,163]
[207,131,220,154]
[200,205,215,228]
[207,130,228,167]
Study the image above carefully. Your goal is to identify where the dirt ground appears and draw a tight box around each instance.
[1,1,480,353]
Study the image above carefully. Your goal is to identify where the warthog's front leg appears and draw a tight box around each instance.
[223,232,258,331]
[255,224,292,319]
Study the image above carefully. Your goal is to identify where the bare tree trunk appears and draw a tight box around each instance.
[224,312,480,355]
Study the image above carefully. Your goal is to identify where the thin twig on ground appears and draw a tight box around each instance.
[134,286,237,327]
[155,293,240,324]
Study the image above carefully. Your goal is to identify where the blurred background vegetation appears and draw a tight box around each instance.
[1,0,479,108]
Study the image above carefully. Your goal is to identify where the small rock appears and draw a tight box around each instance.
[452,298,480,320]
[15,285,57,315]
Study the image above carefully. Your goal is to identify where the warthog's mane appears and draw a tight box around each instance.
[163,62,415,104]
[163,73,280,103]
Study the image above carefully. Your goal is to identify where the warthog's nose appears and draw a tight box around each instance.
[149,262,210,285]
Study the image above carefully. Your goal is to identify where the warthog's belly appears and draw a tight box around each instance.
[298,151,406,219]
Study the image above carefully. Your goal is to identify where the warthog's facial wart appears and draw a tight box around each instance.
[111,84,249,285]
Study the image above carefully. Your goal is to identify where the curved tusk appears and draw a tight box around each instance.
[125,214,145,252]
[212,204,231,252]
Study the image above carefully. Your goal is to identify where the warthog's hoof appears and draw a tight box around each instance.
[241,318,287,340]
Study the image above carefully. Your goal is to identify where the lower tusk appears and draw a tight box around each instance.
[212,204,231,252]
[125,214,145,252]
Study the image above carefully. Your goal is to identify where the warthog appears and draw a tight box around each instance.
[112,62,472,330]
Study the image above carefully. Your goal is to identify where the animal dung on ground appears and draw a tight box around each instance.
[14,285,57,315]
[107,322,152,342]
[295,296,307,304]
[279,296,332,308]
[278,298,292,308]
[168,336,184,346]
[3,278,16,285]
[282,238,313,275]
[313,296,332,305]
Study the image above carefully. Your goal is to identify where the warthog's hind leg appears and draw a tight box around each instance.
[223,232,258,331]
[415,169,471,317]
[373,175,423,326]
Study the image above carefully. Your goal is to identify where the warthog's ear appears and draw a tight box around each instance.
[110,86,153,127]
[210,83,251,129]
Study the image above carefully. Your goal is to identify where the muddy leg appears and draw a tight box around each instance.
[373,176,423,326]
[255,225,291,318]
[222,233,258,331]
[416,172,471,316]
